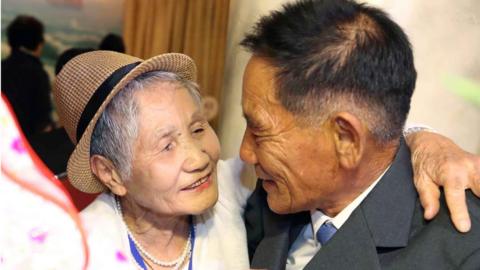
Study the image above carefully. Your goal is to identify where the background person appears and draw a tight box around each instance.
[99,33,126,53]
[2,15,54,141]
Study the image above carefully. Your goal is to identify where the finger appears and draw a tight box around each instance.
[472,174,480,198]
[472,178,480,198]
[444,184,471,233]
[415,173,441,220]
[471,157,480,197]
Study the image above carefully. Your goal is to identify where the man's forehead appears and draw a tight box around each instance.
[241,85,279,117]
[244,55,278,79]
[242,57,281,105]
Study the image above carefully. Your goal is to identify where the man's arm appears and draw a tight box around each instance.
[406,130,480,233]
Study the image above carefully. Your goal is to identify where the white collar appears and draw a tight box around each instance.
[309,165,391,244]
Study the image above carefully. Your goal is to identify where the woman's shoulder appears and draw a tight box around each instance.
[81,192,116,221]
[80,192,123,240]
[215,157,256,212]
[217,157,256,190]
[80,193,134,268]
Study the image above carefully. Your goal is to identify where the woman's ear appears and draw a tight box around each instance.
[90,155,127,196]
[330,112,367,169]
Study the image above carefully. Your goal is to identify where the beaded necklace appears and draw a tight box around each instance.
[114,196,195,270]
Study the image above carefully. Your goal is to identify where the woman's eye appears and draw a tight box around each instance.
[163,143,174,152]
[193,128,205,134]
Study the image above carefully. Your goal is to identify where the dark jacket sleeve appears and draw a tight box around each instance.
[459,248,480,270]
[244,180,267,261]
[459,191,480,269]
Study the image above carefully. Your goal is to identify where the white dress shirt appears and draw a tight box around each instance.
[286,166,390,270]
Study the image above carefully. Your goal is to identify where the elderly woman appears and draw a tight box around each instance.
[55,51,252,269]
[54,51,478,270]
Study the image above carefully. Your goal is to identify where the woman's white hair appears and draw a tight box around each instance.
[90,71,201,180]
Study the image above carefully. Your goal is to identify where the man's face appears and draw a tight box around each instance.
[124,83,220,216]
[240,56,342,214]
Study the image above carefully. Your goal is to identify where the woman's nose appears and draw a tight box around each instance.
[183,140,209,173]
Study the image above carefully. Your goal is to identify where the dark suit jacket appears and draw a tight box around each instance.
[245,140,480,270]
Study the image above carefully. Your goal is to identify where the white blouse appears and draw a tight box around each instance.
[81,157,254,270]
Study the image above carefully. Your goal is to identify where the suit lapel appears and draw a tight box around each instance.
[361,140,417,249]
[306,139,417,269]
[251,207,309,270]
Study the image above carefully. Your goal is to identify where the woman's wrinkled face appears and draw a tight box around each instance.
[124,82,220,216]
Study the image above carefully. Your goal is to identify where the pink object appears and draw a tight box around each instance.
[29,227,48,244]
[116,250,128,262]
[11,137,26,154]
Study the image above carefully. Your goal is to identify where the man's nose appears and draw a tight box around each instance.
[240,129,258,165]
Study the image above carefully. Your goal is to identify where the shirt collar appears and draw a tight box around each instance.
[309,165,391,243]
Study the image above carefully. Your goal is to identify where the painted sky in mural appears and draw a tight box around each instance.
[1,0,124,78]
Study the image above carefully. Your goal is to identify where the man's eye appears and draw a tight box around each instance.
[247,121,257,129]
[253,133,264,143]
[247,120,264,132]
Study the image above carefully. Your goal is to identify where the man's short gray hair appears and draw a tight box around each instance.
[90,71,201,181]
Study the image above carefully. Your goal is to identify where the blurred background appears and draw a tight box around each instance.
[1,0,123,78]
[2,0,479,180]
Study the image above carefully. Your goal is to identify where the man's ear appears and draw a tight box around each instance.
[90,155,127,196]
[330,112,367,169]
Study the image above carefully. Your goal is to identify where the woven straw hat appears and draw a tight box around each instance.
[54,50,197,193]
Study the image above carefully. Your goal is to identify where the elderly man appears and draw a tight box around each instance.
[240,0,480,269]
